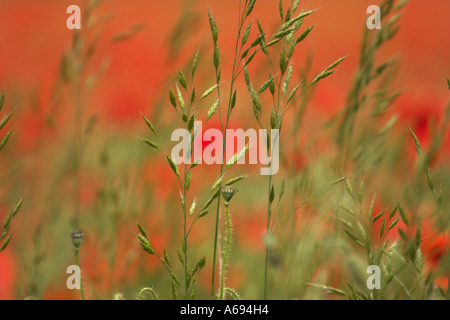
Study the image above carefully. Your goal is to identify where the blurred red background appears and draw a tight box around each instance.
[1,0,449,299]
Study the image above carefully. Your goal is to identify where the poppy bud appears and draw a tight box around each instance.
[71,231,84,248]
[221,186,238,203]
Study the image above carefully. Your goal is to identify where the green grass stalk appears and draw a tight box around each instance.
[218,200,232,300]
[211,0,250,297]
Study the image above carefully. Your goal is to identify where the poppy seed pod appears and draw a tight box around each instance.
[71,231,84,248]
[221,186,238,203]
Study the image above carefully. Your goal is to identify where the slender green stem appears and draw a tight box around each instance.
[183,165,188,299]
[211,0,247,297]
[183,89,192,299]
[211,169,223,297]
[218,201,231,300]
[75,248,85,300]
[264,173,272,300]
[73,54,82,230]
[138,287,158,300]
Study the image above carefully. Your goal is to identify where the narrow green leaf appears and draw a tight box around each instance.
[141,113,156,135]
[138,236,155,255]
[292,0,300,13]
[0,128,12,151]
[11,198,23,219]
[167,156,180,178]
[178,72,187,90]
[177,246,184,265]
[270,109,276,129]
[312,70,335,86]
[286,83,301,104]
[242,23,252,46]
[279,179,285,201]
[278,0,284,20]
[409,127,421,155]
[208,9,218,43]
[397,204,409,226]
[325,56,346,72]
[310,57,345,86]
[179,190,185,210]
[283,63,293,95]
[142,138,159,150]
[307,283,348,296]
[389,205,397,220]
[343,229,365,248]
[224,175,246,186]
[344,178,353,198]
[189,197,197,217]
[0,225,9,241]
[190,159,200,170]
[191,50,199,78]
[279,49,287,74]
[188,114,196,132]
[387,217,400,232]
[200,84,218,100]
[230,90,237,110]
[339,203,355,216]
[176,84,184,110]
[284,8,291,23]
[137,222,148,239]
[330,177,347,186]
[185,171,191,190]
[258,76,275,94]
[213,43,220,69]
[358,181,364,204]
[243,66,251,88]
[295,26,314,44]
[257,20,264,35]
[169,89,177,108]
[201,191,219,212]
[226,144,249,169]
[425,167,435,194]
[269,185,275,203]
[372,209,386,224]
[171,283,178,300]
[211,176,222,191]
[250,32,265,48]
[279,10,315,31]
[206,99,220,121]
[380,218,386,238]
[244,50,257,67]
[338,218,353,230]
[241,47,250,59]
[192,257,206,276]
[198,210,209,218]
[0,90,4,112]
[163,248,171,266]
[415,248,423,273]
[246,0,256,17]
[190,87,196,104]
[2,198,23,230]
[368,198,375,221]
[0,111,13,131]
[0,233,12,252]
[398,228,408,241]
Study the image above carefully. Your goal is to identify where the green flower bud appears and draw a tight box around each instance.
[221,186,238,203]
[71,231,84,248]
